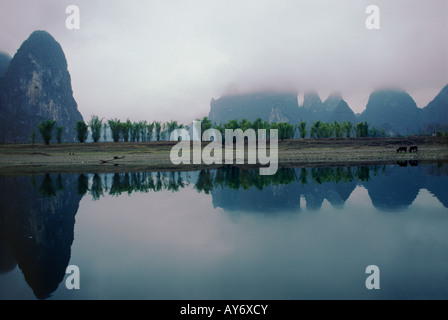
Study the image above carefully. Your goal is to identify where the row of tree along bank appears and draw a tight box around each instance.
[31,115,448,145]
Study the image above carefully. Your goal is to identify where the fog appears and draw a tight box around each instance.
[1,0,447,123]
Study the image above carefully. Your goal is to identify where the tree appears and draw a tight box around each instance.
[318,122,332,138]
[130,121,139,142]
[108,118,121,142]
[298,120,307,139]
[55,126,64,144]
[343,121,353,138]
[214,123,225,137]
[262,121,271,138]
[119,120,132,142]
[333,122,344,138]
[103,123,108,141]
[253,118,264,130]
[224,119,239,130]
[133,121,143,142]
[200,117,213,135]
[238,118,252,132]
[76,121,88,143]
[154,121,162,141]
[274,122,296,139]
[38,119,56,145]
[162,122,168,141]
[311,121,321,138]
[88,115,103,143]
[138,120,148,141]
[369,126,379,137]
[146,122,155,141]
[355,122,369,137]
[165,120,184,140]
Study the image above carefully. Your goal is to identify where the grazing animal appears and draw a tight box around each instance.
[396,146,407,153]
[409,145,418,153]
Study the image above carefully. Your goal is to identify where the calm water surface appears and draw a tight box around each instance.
[0,163,447,300]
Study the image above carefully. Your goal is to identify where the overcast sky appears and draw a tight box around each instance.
[1,0,447,124]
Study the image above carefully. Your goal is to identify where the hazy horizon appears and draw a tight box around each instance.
[1,0,447,124]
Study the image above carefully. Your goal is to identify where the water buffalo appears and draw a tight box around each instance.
[409,145,418,153]
[396,146,407,153]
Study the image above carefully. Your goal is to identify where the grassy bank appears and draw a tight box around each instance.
[0,136,447,175]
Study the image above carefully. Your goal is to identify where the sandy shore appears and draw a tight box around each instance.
[0,136,447,175]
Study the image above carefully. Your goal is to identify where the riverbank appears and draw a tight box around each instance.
[0,136,447,175]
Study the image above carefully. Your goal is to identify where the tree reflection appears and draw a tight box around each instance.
[65,166,388,200]
[77,174,89,195]
[356,166,371,182]
[56,174,63,191]
[25,163,446,212]
[213,166,298,191]
[310,166,376,184]
[195,170,215,194]
[38,174,57,197]
[90,174,103,201]
[76,171,192,200]
[299,168,308,185]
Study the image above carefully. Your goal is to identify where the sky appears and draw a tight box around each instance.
[0,0,447,124]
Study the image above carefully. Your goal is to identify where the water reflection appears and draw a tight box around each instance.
[14,164,447,213]
[0,162,447,299]
[66,164,447,212]
[77,167,366,196]
[0,174,82,299]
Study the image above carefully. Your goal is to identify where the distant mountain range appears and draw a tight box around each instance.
[208,85,448,136]
[0,31,83,143]
[0,30,446,142]
[209,91,300,124]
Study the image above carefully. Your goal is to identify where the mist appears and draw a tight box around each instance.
[1,0,446,123]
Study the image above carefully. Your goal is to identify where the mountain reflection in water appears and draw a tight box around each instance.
[0,174,82,299]
[0,162,447,299]
[76,163,447,211]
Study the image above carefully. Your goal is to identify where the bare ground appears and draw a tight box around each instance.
[0,136,447,175]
